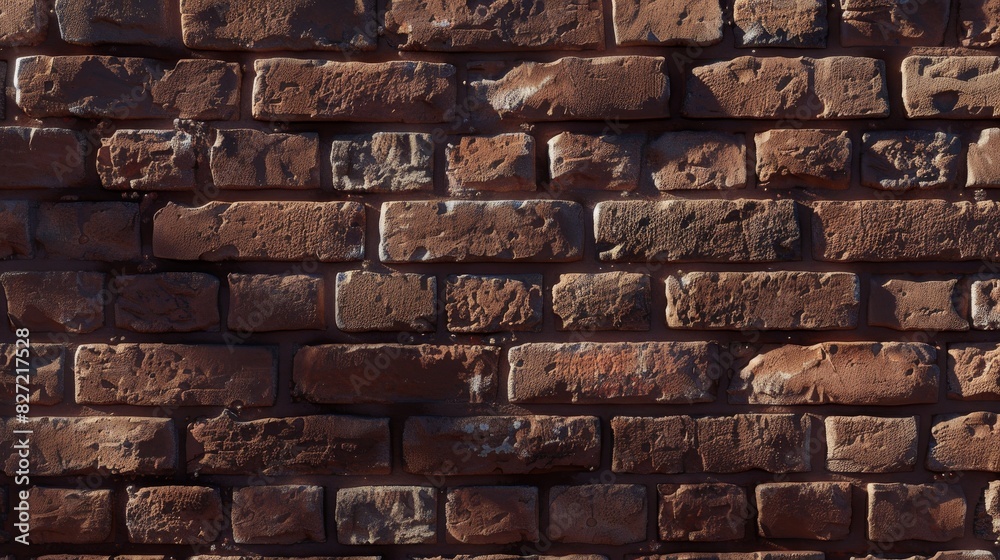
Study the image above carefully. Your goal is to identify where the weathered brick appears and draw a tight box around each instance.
[756,482,851,540]
[153,201,364,262]
[961,0,1000,46]
[335,271,437,332]
[861,131,960,190]
[551,486,647,546]
[731,342,939,405]
[869,276,968,331]
[181,0,375,51]
[381,200,584,263]
[113,273,219,333]
[812,200,1000,261]
[293,344,499,404]
[126,486,222,544]
[641,554,823,560]
[553,272,650,331]
[841,0,949,46]
[867,483,966,542]
[37,202,140,261]
[903,56,1000,118]
[0,127,87,188]
[0,344,63,405]
[667,272,858,330]
[447,134,535,193]
[403,415,600,475]
[612,0,722,45]
[595,199,800,262]
[472,56,669,121]
[210,129,319,189]
[253,58,455,123]
[929,412,1000,471]
[31,487,112,543]
[331,132,433,192]
[508,342,717,404]
[658,483,747,541]
[75,344,275,407]
[97,129,200,191]
[228,273,325,332]
[232,485,324,544]
[0,0,47,45]
[54,0,180,46]
[336,486,437,545]
[696,414,811,473]
[1,272,105,333]
[755,129,851,189]
[445,274,542,333]
[645,132,746,190]
[685,56,889,119]
[949,343,1000,399]
[976,481,1000,540]
[548,132,643,191]
[734,0,827,47]
[0,417,176,476]
[0,201,33,259]
[612,416,694,474]
[968,128,1000,187]
[187,414,390,475]
[446,486,538,544]
[15,56,241,120]
[825,416,918,473]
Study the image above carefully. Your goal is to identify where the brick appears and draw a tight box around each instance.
[812,200,1000,261]
[385,0,602,50]
[0,344,63,405]
[825,416,918,473]
[976,481,1000,539]
[293,344,499,404]
[111,273,219,333]
[228,273,325,332]
[445,274,543,333]
[903,56,1000,118]
[15,56,241,120]
[553,272,650,331]
[949,343,1000,399]
[667,271,858,330]
[0,201,33,259]
[508,342,717,404]
[446,486,538,544]
[0,417,176,476]
[0,62,4,118]
[645,132,747,190]
[596,199,800,262]
[126,486,222,544]
[447,134,535,192]
[548,132,643,191]
[37,202,140,261]
[0,127,87,188]
[153,201,364,262]
[841,0,948,45]
[612,416,694,474]
[685,56,889,119]
[929,412,1000,472]
[188,414,389,475]
[658,483,747,541]
[380,200,584,263]
[696,414,811,473]
[867,483,966,542]
[549,485,646,545]
[1,272,105,333]
[31,487,112,543]
[734,0,827,47]
[756,482,851,540]
[968,129,1000,187]
[180,0,375,51]
[869,276,968,331]
[210,129,319,189]
[861,131,960,190]
[755,129,851,189]
[642,555,823,560]
[731,342,939,405]
[75,344,275,407]
[97,129,200,191]
[0,0,48,45]
[54,0,180,46]
[331,132,433,192]
[612,0,722,45]
[335,271,437,332]
[403,415,600,475]
[232,485,324,544]
[336,486,436,545]
[961,0,1000,46]
[472,56,669,121]
[253,58,455,122]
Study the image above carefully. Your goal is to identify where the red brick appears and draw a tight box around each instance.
[756,482,851,540]
[903,56,1000,118]
[553,272,650,331]
[153,201,364,262]
[645,132,747,190]
[0,344,63,405]
[861,131,961,190]
[1,271,105,333]
[380,200,584,263]
[548,132,643,191]
[755,129,851,189]
[0,127,87,188]
[15,56,241,120]
[445,486,538,544]
[37,202,140,261]
[977,481,1000,540]
[232,485,325,544]
[508,342,717,404]
[228,273,325,332]
[447,134,535,193]
[961,0,1000,46]
[126,486,222,544]
[187,414,389,475]
[968,129,1000,187]
[210,129,319,189]
[335,271,437,332]
[867,483,966,542]
[97,129,200,191]
[75,344,275,407]
[640,555,823,560]
[596,199,799,262]
[612,416,694,474]
[112,273,219,333]
[403,415,600,475]
[54,0,180,46]
[612,0,722,45]
[445,274,543,333]
[293,344,499,404]
[869,276,968,331]
[841,0,948,46]
[549,484,647,545]
[336,486,437,545]
[948,343,1000,399]
[0,0,48,45]
[928,412,1000,472]
[658,483,747,541]
[0,201,33,259]
[825,416,918,473]
[696,414,812,473]
[31,487,112,544]
[331,132,434,192]
[734,0,827,47]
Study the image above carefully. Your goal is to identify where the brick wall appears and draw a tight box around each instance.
[1,0,1000,559]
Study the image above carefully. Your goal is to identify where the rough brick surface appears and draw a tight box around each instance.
[210,129,319,189]
[869,276,969,331]
[552,272,651,331]
[336,486,437,545]
[756,483,852,540]
[1,271,105,333]
[447,134,535,192]
[755,129,851,189]
[228,273,325,332]
[31,487,113,544]
[612,0,722,45]
[734,0,827,47]
[825,416,919,473]
[54,0,180,46]
[446,486,538,544]
[97,129,199,191]
[696,414,812,473]
[549,485,647,545]
[977,481,1000,540]
[445,275,543,333]
[645,132,747,190]
[903,56,1000,118]
[612,416,695,474]
[548,132,643,191]
[112,273,220,332]
[0,127,87,188]
[961,0,1000,46]
[335,271,437,332]
[0,201,32,259]
[37,202,141,261]
[867,483,967,542]
[126,486,222,544]
[331,133,433,192]
[232,485,325,544]
[658,483,747,541]
[948,343,1000,399]
[861,131,961,190]
[928,412,1000,471]
[0,0,48,45]
[968,128,1000,188]
[0,344,64,405]
[841,0,949,46]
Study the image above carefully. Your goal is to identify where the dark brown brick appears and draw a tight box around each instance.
[445,274,543,333]
[867,483,966,542]
[645,132,747,190]
[37,202,141,261]
[553,272,650,331]
[548,132,643,191]
[0,201,33,259]
[331,133,433,192]
[0,0,48,45]
[54,0,180,46]
[841,0,949,45]
[1,272,105,333]
[825,416,918,473]
[612,0,722,45]
[0,127,87,188]
[756,482,852,540]
[210,129,319,189]
[447,134,535,193]
[232,485,325,544]
[446,486,538,544]
[696,414,812,473]
[903,56,1000,118]
[126,486,222,544]
[968,128,1000,187]
[612,416,694,474]
[335,271,437,332]
[658,483,747,542]
[336,486,437,545]
[948,343,1000,399]
[734,0,827,47]
[755,129,851,189]
[31,487,113,544]
[861,131,960,190]
[0,344,63,405]
[97,129,199,191]
[112,273,219,333]
[928,412,1000,472]
[549,485,647,545]
[228,273,325,332]
[869,276,968,331]
[961,0,1000,46]
[977,481,1000,540]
